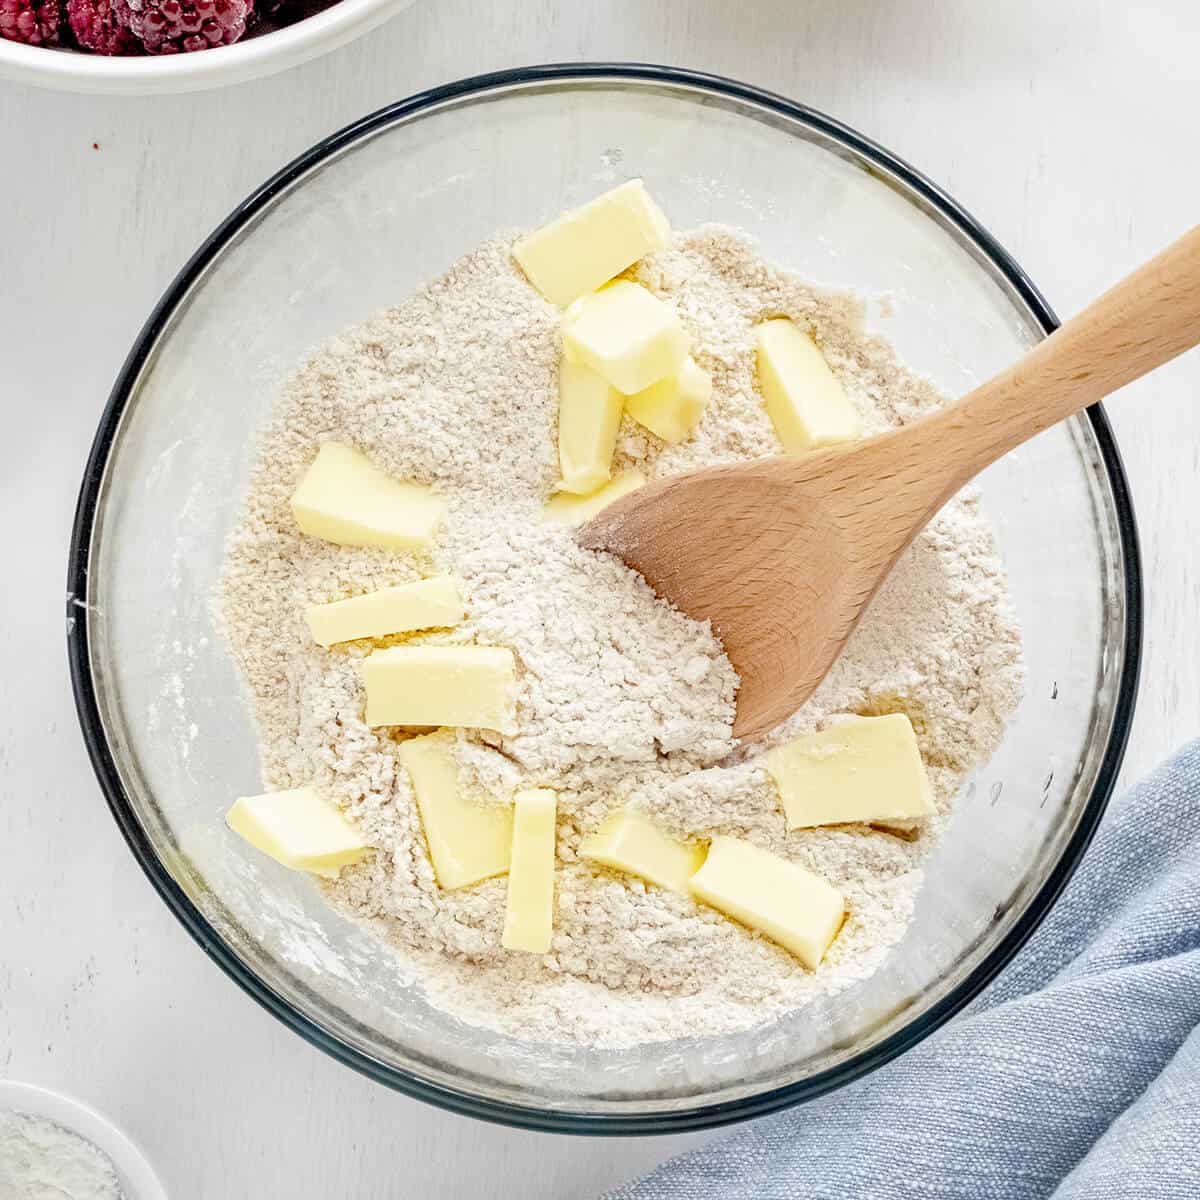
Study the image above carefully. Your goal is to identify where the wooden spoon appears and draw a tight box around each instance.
[579,225,1200,739]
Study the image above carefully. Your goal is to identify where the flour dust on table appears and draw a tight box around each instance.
[219,219,1023,1047]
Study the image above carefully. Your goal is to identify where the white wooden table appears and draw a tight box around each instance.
[2,3,1198,1196]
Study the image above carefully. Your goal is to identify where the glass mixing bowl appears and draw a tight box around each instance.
[67,65,1141,1133]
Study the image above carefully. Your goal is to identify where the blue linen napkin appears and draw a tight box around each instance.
[609,740,1200,1200]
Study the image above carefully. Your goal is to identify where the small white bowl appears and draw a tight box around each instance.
[0,0,415,93]
[0,1081,166,1199]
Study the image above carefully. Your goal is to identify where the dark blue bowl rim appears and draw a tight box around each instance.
[66,62,1142,1136]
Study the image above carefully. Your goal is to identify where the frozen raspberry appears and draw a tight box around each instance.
[67,0,137,52]
[0,0,63,45]
[247,0,329,36]
[118,0,251,53]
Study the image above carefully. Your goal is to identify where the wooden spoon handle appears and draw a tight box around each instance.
[927,223,1200,490]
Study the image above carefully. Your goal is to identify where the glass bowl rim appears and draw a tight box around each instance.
[65,62,1143,1135]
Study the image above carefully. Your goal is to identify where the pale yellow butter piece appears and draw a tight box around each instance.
[542,470,646,527]
[362,644,516,731]
[766,713,935,831]
[305,576,464,647]
[688,836,845,970]
[579,807,706,895]
[291,442,446,553]
[502,788,558,953]
[227,787,369,877]
[557,359,624,494]
[625,356,712,444]
[512,180,672,306]
[562,281,691,395]
[755,318,862,452]
[398,733,512,890]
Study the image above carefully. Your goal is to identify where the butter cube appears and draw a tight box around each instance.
[579,807,706,895]
[625,357,712,444]
[557,359,624,494]
[689,836,845,970]
[306,576,464,647]
[513,180,672,306]
[755,319,861,452]
[227,787,369,877]
[502,788,558,953]
[766,713,935,831]
[363,644,516,731]
[562,281,690,395]
[398,733,512,890]
[291,442,446,553]
[542,469,646,527]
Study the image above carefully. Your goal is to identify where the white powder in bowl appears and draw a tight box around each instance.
[0,1112,123,1200]
[219,227,1023,1047]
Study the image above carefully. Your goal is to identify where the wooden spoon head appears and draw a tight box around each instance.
[577,450,921,740]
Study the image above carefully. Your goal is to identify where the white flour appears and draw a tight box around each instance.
[219,227,1024,1046]
[0,1113,122,1200]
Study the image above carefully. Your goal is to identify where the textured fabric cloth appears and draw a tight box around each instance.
[609,740,1200,1200]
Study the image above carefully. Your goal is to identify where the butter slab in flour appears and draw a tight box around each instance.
[290,442,446,553]
[562,281,690,395]
[512,180,671,306]
[755,318,861,452]
[624,356,711,444]
[557,359,624,494]
[689,836,845,970]
[227,788,369,878]
[766,713,935,830]
[542,469,646,527]
[579,807,705,895]
[398,733,512,890]
[502,788,558,954]
[306,576,464,647]
[362,644,516,731]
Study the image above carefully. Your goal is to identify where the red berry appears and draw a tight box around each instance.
[117,0,252,53]
[67,0,138,52]
[0,0,63,45]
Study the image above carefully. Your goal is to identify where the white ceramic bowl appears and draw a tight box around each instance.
[0,0,415,93]
[0,1081,166,1198]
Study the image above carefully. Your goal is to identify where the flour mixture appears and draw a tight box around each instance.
[219,214,1023,1047]
[0,1113,123,1200]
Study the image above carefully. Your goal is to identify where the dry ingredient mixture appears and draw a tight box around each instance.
[0,1112,123,1200]
[219,226,1024,1047]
